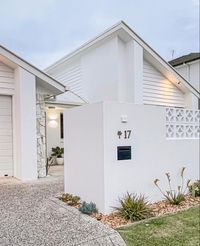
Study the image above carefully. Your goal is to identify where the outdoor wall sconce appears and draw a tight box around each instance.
[121,115,128,123]
[48,119,58,128]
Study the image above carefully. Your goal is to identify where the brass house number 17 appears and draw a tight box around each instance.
[117,130,132,139]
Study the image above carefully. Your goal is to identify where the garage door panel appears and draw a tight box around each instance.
[0,143,13,150]
[0,115,12,122]
[0,156,12,163]
[0,129,12,136]
[0,149,12,156]
[0,136,12,143]
[0,108,11,115]
[0,122,12,129]
[0,95,13,177]
[0,169,13,176]
[0,96,11,102]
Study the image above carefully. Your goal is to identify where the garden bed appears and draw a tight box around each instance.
[58,194,199,229]
[92,195,200,228]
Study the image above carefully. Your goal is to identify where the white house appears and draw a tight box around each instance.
[45,21,200,213]
[45,21,200,157]
[169,53,200,93]
[0,45,67,180]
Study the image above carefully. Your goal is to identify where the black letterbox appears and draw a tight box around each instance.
[117,146,131,160]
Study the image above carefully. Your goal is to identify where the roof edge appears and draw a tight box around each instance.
[0,44,66,93]
[44,20,199,98]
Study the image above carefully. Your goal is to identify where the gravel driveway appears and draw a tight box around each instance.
[0,167,125,246]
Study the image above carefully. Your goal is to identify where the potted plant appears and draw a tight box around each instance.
[51,146,64,165]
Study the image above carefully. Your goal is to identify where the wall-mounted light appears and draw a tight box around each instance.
[48,119,58,128]
[121,115,128,123]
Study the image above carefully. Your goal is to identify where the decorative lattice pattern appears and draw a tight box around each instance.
[166,108,200,139]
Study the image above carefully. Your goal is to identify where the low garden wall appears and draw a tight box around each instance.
[64,102,199,214]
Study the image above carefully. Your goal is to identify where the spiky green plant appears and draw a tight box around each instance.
[116,192,153,221]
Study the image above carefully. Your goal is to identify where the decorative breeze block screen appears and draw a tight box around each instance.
[166,108,200,139]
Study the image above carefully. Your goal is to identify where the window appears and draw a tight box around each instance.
[60,113,64,139]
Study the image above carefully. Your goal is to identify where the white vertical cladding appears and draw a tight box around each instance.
[143,60,185,107]
[14,67,37,180]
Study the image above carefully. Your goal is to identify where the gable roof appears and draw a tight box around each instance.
[0,45,66,94]
[45,21,199,99]
[169,53,200,67]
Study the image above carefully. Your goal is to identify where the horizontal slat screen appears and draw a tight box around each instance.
[143,60,185,107]
[0,62,14,91]
[53,62,82,97]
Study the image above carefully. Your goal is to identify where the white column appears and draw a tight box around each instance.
[126,40,143,104]
[14,67,37,180]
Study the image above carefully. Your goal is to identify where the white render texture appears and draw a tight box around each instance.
[64,102,199,214]
[36,94,47,177]
[46,108,64,157]
[14,67,38,180]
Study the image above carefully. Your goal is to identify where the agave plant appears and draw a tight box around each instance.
[116,192,153,221]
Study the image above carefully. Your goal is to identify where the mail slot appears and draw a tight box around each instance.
[117,146,131,160]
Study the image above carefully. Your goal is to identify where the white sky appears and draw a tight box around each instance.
[0,0,199,69]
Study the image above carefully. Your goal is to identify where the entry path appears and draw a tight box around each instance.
[0,167,126,246]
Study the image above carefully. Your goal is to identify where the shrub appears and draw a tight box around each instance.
[188,180,200,197]
[116,192,153,221]
[59,193,81,206]
[154,167,190,205]
[79,201,98,215]
[51,146,64,158]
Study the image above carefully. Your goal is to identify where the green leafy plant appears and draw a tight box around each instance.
[59,193,81,206]
[116,192,153,221]
[188,180,200,197]
[51,146,64,158]
[154,167,190,205]
[79,201,98,215]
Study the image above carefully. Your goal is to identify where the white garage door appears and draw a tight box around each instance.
[0,96,13,177]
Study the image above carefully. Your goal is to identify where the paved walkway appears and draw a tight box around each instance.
[0,166,126,246]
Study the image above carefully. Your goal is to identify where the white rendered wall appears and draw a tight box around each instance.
[64,102,199,214]
[64,103,105,212]
[14,67,37,180]
[81,37,118,102]
[46,108,64,157]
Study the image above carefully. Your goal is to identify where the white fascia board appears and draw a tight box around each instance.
[44,21,123,71]
[45,100,83,108]
[174,59,200,68]
[0,45,66,94]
